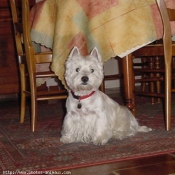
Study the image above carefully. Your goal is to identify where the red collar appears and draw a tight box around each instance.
[71,91,95,100]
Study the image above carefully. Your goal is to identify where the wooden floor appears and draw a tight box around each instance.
[65,153,175,175]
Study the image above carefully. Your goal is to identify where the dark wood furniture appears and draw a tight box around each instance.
[123,0,175,131]
[0,0,35,95]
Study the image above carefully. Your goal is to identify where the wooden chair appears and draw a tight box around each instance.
[10,0,67,132]
[134,44,175,105]
[134,40,165,104]
[100,57,142,93]
[9,0,28,125]
[122,0,175,131]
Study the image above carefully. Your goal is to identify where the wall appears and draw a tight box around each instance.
[104,59,120,88]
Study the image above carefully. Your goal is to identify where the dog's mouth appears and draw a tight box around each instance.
[77,82,93,92]
[81,82,88,85]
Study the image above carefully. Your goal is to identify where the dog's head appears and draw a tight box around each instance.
[65,47,104,96]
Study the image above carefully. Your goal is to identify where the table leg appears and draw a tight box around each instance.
[122,54,135,115]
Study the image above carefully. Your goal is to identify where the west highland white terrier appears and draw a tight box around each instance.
[60,47,152,145]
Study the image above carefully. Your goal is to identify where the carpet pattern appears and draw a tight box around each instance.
[0,94,175,173]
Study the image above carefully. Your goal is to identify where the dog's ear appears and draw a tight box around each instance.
[90,47,102,62]
[69,46,80,58]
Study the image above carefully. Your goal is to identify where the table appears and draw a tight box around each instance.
[30,0,175,112]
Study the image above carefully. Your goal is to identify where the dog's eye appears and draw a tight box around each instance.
[76,68,80,72]
[90,69,94,73]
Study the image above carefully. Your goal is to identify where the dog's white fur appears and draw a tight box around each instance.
[60,47,152,145]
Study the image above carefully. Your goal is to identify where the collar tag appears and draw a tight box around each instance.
[71,91,95,109]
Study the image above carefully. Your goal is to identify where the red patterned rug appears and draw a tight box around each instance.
[0,94,175,174]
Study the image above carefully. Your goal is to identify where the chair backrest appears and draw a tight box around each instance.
[9,0,25,64]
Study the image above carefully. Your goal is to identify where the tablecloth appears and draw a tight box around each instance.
[30,0,175,87]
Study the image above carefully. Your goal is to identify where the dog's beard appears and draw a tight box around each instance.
[75,84,94,95]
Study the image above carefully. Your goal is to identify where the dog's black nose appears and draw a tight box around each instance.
[81,76,89,83]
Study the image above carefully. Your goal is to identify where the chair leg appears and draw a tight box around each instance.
[149,57,156,104]
[155,56,161,103]
[100,80,105,93]
[20,91,26,123]
[156,0,172,130]
[31,92,37,132]
[163,31,172,131]
[150,75,155,104]
[122,54,135,115]
[164,56,172,131]
[19,64,26,123]
[30,77,37,132]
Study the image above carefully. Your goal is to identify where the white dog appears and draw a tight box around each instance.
[60,47,152,145]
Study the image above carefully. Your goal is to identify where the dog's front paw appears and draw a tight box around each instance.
[138,126,152,132]
[60,136,75,144]
[93,138,108,145]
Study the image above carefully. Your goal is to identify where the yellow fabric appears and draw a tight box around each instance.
[30,0,175,87]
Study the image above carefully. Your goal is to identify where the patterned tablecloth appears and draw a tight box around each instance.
[30,0,175,87]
